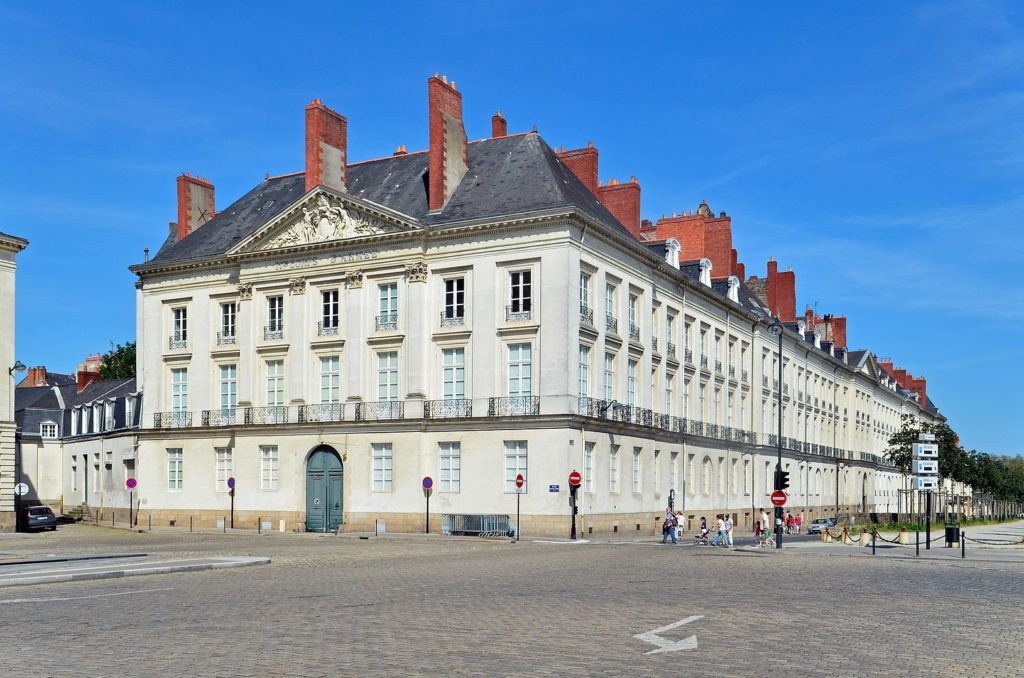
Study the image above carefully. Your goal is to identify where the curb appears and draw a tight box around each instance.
[0,556,270,588]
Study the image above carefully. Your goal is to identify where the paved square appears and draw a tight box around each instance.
[0,525,1022,676]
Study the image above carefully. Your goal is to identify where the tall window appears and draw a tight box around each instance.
[578,345,590,398]
[71,410,80,436]
[320,356,340,404]
[167,449,183,490]
[215,448,232,491]
[604,353,615,401]
[220,302,236,340]
[171,368,188,413]
[609,445,620,493]
[444,278,465,320]
[667,314,676,346]
[713,388,721,425]
[684,378,691,418]
[504,441,528,492]
[584,442,594,493]
[626,359,637,406]
[266,360,284,406]
[372,443,393,492]
[377,352,399,401]
[665,374,674,413]
[379,283,398,316]
[219,365,237,417]
[172,307,187,342]
[507,343,532,398]
[605,283,616,318]
[126,396,136,426]
[322,290,339,329]
[632,447,641,494]
[261,446,279,490]
[509,271,532,313]
[628,294,638,331]
[580,272,591,310]
[442,348,465,400]
[698,382,706,421]
[267,296,284,332]
[439,442,461,492]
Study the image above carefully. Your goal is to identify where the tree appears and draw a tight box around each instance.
[99,341,136,379]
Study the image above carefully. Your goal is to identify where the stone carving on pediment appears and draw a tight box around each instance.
[289,277,306,295]
[264,193,403,250]
[238,282,253,300]
[405,260,428,283]
[344,269,364,289]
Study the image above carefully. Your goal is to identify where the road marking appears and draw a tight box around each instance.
[532,540,590,545]
[0,587,173,604]
[634,615,703,654]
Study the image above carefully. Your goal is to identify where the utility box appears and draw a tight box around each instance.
[914,476,939,491]
[912,443,939,459]
[914,460,938,475]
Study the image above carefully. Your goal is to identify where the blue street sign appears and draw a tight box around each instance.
[422,476,433,490]
[549,484,560,492]
[227,476,236,490]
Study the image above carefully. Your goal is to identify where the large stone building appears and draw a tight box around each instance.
[0,231,28,530]
[128,76,945,536]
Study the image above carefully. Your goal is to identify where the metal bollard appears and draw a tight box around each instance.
[916,528,920,557]
[112,512,115,527]
[148,514,151,532]
[223,517,226,534]
[190,516,193,533]
[258,517,262,535]
[872,529,876,556]
[961,530,966,559]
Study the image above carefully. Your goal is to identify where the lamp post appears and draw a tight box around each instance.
[835,459,846,518]
[764,318,784,549]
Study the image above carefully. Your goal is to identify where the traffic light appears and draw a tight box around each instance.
[573,505,579,515]
[773,467,791,491]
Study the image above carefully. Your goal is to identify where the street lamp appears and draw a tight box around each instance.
[835,460,847,518]
[8,360,25,376]
[762,317,784,549]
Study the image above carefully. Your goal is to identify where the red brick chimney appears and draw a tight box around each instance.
[597,177,642,238]
[24,366,47,387]
[558,142,599,195]
[910,377,928,406]
[766,258,779,316]
[75,353,103,393]
[647,202,733,277]
[176,173,215,242]
[491,110,507,138]
[777,267,796,322]
[832,315,847,349]
[878,358,895,378]
[428,74,469,212]
[305,98,348,193]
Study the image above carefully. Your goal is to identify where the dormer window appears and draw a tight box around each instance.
[40,421,57,439]
[698,258,712,287]
[665,238,681,268]
[727,275,740,303]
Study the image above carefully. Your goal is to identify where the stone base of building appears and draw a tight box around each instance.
[0,510,14,532]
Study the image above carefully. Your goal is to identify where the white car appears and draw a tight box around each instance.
[806,517,837,534]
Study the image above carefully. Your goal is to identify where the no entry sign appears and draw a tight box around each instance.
[771,490,787,507]
[515,474,525,490]
[568,470,582,487]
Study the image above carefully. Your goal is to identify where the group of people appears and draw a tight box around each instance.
[662,507,805,546]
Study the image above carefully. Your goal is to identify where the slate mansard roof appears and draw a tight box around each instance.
[152,133,632,264]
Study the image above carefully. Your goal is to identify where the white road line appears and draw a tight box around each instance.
[0,587,174,604]
[634,615,704,654]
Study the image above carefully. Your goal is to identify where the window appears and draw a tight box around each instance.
[261,446,279,490]
[507,343,532,398]
[220,302,236,340]
[442,348,465,400]
[266,360,284,406]
[94,404,102,431]
[605,283,616,317]
[665,374,674,413]
[71,409,80,436]
[439,442,461,492]
[322,290,339,329]
[267,296,284,332]
[578,345,590,398]
[609,445,620,493]
[604,353,614,401]
[126,396,135,427]
[372,443,393,492]
[683,378,691,418]
[220,364,237,415]
[628,294,638,335]
[320,356,341,404]
[713,387,721,425]
[580,272,591,310]
[40,422,57,439]
[444,278,465,320]
[167,449,183,490]
[504,441,528,492]
[171,368,188,413]
[377,352,399,401]
[379,282,398,315]
[632,447,641,494]
[215,448,232,491]
[105,401,115,430]
[627,359,637,406]
[698,382,706,421]
[509,270,532,314]
[172,307,188,342]
[584,442,594,493]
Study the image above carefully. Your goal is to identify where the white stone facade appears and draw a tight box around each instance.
[0,232,28,530]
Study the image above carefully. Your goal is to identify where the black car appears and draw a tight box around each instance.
[24,506,57,531]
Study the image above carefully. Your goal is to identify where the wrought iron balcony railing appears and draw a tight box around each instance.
[318,321,340,337]
[652,337,659,352]
[700,354,709,370]
[606,314,618,334]
[356,400,404,421]
[168,336,187,350]
[728,365,736,378]
[264,325,284,341]
[245,406,288,425]
[216,332,236,346]
[154,411,191,429]
[488,396,540,416]
[715,360,723,374]
[666,341,676,358]
[763,374,769,387]
[741,369,749,382]
[299,403,344,423]
[375,312,398,331]
[505,304,532,322]
[202,409,238,426]
[580,305,594,327]
[440,312,465,327]
[629,324,640,341]
[684,348,693,364]
[424,399,473,418]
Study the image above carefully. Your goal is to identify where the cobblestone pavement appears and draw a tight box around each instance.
[1,524,1023,677]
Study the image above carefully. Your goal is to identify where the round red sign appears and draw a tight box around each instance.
[771,490,787,507]
[515,474,525,489]
[568,470,582,487]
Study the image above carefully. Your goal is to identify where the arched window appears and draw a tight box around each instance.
[702,456,713,496]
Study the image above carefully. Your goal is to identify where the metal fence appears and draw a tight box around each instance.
[441,513,513,536]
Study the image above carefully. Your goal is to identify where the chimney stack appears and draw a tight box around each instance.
[25,366,47,387]
[176,173,215,242]
[75,353,103,393]
[598,176,642,238]
[558,142,599,195]
[428,74,469,211]
[832,314,847,350]
[491,110,507,138]
[305,98,348,193]
[777,267,796,322]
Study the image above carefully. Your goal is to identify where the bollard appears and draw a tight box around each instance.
[223,517,227,534]
[898,528,910,545]
[961,530,966,559]
[112,512,115,528]
[872,529,876,555]
[190,516,193,533]
[859,531,871,547]
[148,514,151,532]
[916,528,920,557]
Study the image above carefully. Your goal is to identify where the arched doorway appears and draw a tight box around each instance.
[306,446,343,532]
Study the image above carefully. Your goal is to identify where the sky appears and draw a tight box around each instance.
[1,2,1021,455]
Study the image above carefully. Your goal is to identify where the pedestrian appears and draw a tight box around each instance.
[699,516,709,542]
[675,510,684,542]
[785,512,794,534]
[710,514,726,546]
[760,508,770,535]
[661,507,677,544]
[724,513,734,546]
[796,513,803,534]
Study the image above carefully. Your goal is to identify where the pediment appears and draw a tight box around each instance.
[230,189,418,255]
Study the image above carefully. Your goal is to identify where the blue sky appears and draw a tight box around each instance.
[1,2,1020,454]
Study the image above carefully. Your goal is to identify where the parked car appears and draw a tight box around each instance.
[23,506,57,531]
[807,517,837,535]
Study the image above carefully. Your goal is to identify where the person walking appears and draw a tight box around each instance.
[796,513,803,534]
[675,510,684,542]
[760,508,770,536]
[724,513,734,546]
[710,514,726,546]
[661,507,677,544]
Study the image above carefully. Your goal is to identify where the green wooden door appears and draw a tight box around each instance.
[306,448,343,532]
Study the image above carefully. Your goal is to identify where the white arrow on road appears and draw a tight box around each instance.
[633,615,703,655]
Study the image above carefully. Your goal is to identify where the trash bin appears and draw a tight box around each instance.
[944,523,960,547]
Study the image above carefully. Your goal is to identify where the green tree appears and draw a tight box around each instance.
[99,341,136,379]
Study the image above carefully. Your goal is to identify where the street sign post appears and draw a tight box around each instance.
[771,490,787,507]
[422,476,433,534]
[568,470,582,540]
[125,477,138,527]
[515,474,524,542]
[913,434,940,551]
[13,482,28,533]
[227,476,236,528]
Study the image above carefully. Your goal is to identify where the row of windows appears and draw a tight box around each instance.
[70,398,136,437]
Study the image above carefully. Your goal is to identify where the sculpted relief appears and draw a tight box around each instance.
[263,193,404,250]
